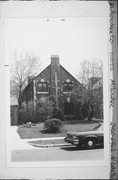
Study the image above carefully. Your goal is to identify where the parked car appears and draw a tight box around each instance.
[64,123,104,149]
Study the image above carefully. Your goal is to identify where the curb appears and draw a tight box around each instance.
[28,142,71,148]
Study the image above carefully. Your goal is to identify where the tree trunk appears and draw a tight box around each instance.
[18,91,22,109]
[88,104,93,121]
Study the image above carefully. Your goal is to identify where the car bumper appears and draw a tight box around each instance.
[64,137,79,145]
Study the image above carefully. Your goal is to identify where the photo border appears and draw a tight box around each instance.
[108,1,118,179]
[0,1,117,179]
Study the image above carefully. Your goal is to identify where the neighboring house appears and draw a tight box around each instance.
[88,77,102,90]
[89,76,103,120]
[93,78,103,90]
[10,96,18,126]
[22,55,84,120]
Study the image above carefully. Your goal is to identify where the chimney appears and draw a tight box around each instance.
[51,55,60,68]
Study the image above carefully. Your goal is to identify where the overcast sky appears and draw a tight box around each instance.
[5,9,108,78]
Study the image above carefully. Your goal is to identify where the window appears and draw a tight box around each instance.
[63,81,74,92]
[38,82,48,92]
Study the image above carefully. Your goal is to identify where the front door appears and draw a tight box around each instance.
[64,102,74,115]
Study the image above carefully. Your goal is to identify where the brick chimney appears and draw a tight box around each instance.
[51,55,60,69]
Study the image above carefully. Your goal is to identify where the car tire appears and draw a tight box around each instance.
[84,138,96,149]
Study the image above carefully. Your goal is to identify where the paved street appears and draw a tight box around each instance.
[11,146,104,162]
[9,126,104,162]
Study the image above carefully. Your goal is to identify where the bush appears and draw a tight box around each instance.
[42,118,62,133]
[52,107,64,120]
[35,99,54,122]
[18,109,32,125]
[18,100,35,124]
[37,106,54,122]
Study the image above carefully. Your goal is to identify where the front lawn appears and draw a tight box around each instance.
[17,120,100,139]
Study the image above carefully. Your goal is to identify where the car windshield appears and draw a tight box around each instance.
[92,123,103,131]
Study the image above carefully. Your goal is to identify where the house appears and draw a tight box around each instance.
[22,55,84,120]
[88,77,102,90]
[10,96,18,125]
[89,76,103,120]
[92,78,103,90]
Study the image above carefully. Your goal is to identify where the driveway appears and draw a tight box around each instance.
[8,126,38,150]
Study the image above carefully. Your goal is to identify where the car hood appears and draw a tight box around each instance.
[67,130,103,136]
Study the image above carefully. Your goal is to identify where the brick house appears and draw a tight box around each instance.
[22,55,84,120]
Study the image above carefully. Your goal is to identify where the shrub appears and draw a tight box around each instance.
[52,107,64,120]
[18,100,35,124]
[43,118,62,133]
[18,109,32,125]
[37,106,53,122]
[35,99,54,122]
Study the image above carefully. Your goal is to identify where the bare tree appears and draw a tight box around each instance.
[78,59,103,88]
[10,50,41,108]
[76,59,103,120]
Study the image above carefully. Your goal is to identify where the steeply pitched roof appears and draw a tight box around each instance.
[22,61,83,94]
[93,78,103,89]
[89,77,101,86]
[60,65,82,85]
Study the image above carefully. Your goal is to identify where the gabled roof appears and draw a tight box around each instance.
[22,63,83,93]
[89,77,101,86]
[22,65,50,93]
[60,65,82,85]
[35,65,51,80]
[93,78,103,89]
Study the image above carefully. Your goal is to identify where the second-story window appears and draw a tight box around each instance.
[37,81,48,92]
[63,80,74,92]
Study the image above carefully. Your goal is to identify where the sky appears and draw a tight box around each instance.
[5,16,108,78]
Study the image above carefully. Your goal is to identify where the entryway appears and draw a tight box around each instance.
[64,102,74,115]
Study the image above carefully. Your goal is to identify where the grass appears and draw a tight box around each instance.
[17,120,100,139]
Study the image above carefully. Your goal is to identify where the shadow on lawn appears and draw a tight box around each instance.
[60,144,104,151]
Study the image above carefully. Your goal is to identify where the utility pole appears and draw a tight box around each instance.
[55,72,58,108]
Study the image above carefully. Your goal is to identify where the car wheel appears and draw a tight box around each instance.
[84,138,96,149]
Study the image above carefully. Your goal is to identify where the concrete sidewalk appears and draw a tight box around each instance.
[9,126,20,140]
[9,126,38,150]
[9,126,66,150]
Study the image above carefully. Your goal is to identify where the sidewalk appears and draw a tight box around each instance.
[9,126,38,150]
[9,126,20,140]
[9,126,67,150]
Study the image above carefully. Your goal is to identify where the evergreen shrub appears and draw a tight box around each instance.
[43,118,62,133]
